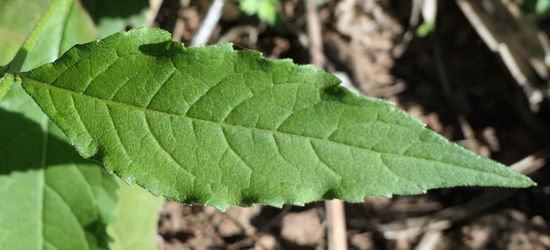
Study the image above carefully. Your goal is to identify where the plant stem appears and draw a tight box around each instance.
[0,73,15,101]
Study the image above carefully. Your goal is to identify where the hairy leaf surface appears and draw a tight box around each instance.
[21,28,535,210]
[0,84,118,250]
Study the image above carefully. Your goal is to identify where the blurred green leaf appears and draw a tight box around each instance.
[0,83,119,249]
[1,0,96,73]
[237,0,285,26]
[0,0,52,66]
[81,0,150,38]
[108,180,164,250]
[0,1,122,249]
[416,21,435,37]
[536,0,550,14]
[521,0,550,15]
[236,0,322,26]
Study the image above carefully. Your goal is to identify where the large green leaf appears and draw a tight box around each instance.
[108,180,164,250]
[21,28,535,210]
[0,84,119,249]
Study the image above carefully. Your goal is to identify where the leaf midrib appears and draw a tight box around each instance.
[21,75,511,179]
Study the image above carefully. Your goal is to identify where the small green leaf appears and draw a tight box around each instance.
[237,0,280,26]
[0,84,119,249]
[21,28,535,211]
[416,21,435,37]
[108,179,164,250]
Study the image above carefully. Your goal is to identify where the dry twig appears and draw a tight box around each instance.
[306,1,325,70]
[456,0,550,111]
[172,0,191,41]
[191,0,226,46]
[146,0,165,27]
[217,25,259,49]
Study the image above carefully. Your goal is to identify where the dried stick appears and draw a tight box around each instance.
[172,0,191,41]
[306,1,325,69]
[217,25,259,49]
[191,0,225,46]
[325,199,348,250]
[145,0,165,27]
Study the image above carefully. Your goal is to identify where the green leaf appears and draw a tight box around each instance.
[237,0,281,26]
[20,0,96,72]
[236,0,320,26]
[20,28,535,211]
[0,0,120,248]
[108,180,164,250]
[416,21,435,38]
[1,0,96,74]
[0,73,15,102]
[536,0,550,14]
[81,0,150,39]
[0,0,53,66]
[0,83,119,249]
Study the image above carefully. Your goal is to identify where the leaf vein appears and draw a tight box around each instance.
[308,140,341,183]
[44,183,89,249]
[144,114,193,176]
[105,104,134,167]
[145,67,176,108]
[221,127,254,176]
[21,76,511,178]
